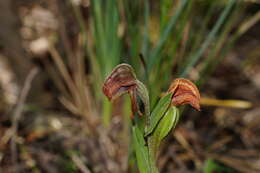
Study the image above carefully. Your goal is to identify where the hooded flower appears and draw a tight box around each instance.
[103,64,149,118]
[167,78,200,111]
[103,64,137,101]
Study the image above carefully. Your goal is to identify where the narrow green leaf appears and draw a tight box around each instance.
[204,159,219,173]
[146,93,173,136]
[147,0,189,72]
[142,0,150,59]
[180,0,237,77]
[148,106,180,160]
[203,159,235,173]
[132,126,150,173]
[197,2,242,86]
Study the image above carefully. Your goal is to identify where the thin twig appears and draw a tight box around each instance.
[10,67,39,172]
[71,154,92,173]
[174,130,203,169]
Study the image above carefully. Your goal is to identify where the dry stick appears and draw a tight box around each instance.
[11,67,39,172]
[71,154,92,173]
[174,131,202,169]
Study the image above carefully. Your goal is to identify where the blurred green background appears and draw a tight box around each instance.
[0,0,259,172]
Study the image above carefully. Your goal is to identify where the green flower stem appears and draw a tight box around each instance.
[146,104,180,173]
[102,98,112,127]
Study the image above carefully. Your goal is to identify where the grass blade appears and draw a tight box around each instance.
[147,0,189,72]
[180,0,237,77]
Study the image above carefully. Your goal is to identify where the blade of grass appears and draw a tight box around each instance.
[180,1,216,71]
[179,0,237,77]
[142,0,150,62]
[91,0,121,125]
[160,0,173,32]
[147,0,189,72]
[198,3,259,86]
[197,2,242,86]
[161,0,194,74]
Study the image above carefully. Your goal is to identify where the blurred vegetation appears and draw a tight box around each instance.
[0,0,259,172]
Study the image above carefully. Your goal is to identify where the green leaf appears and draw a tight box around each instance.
[147,0,190,72]
[148,106,179,159]
[180,0,237,77]
[146,93,173,136]
[203,159,235,173]
[132,126,151,173]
